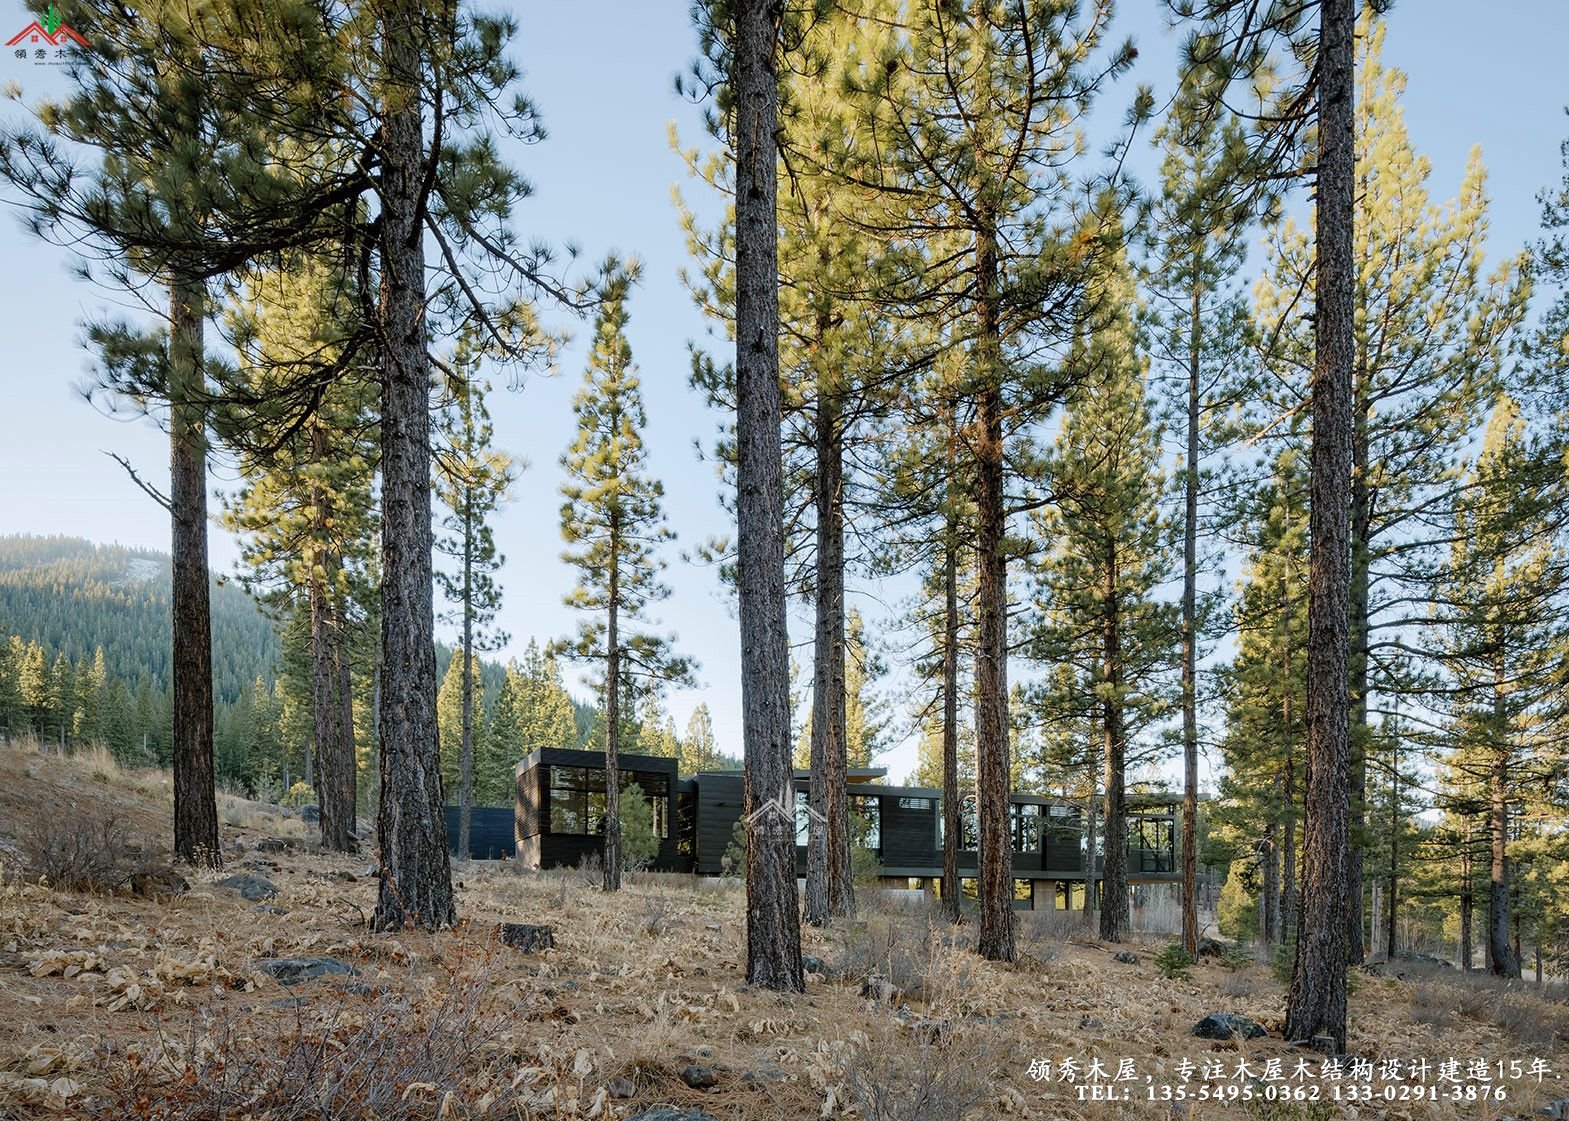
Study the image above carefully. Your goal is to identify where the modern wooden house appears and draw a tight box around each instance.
[488,746,1195,911]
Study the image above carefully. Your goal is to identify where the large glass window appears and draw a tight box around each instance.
[850,795,881,852]
[547,766,669,838]
[1011,803,1042,852]
[936,794,979,849]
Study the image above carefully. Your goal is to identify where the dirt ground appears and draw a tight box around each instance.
[0,743,1564,1120]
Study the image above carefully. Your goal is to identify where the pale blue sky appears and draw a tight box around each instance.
[1,1,1565,783]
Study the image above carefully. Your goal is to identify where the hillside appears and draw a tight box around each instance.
[0,744,1563,1120]
[0,534,279,704]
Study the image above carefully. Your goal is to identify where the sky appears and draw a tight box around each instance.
[1,0,1566,785]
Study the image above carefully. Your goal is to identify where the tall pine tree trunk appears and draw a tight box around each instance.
[735,0,802,992]
[372,0,455,931]
[940,503,961,923]
[169,276,220,869]
[310,422,358,854]
[1347,403,1370,965]
[806,392,851,924]
[1460,826,1474,971]
[973,227,1014,963]
[1488,671,1519,977]
[458,496,476,863]
[1180,270,1201,957]
[1084,784,1098,918]
[1099,552,1128,943]
[1284,0,1354,1053]
[604,538,623,892]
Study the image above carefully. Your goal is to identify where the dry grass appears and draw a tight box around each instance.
[1,742,1566,1120]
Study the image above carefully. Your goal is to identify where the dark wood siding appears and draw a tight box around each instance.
[444,807,516,860]
[694,773,745,875]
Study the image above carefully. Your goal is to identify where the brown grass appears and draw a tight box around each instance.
[1,742,1566,1120]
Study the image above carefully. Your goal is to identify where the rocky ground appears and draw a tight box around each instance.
[0,743,1564,1120]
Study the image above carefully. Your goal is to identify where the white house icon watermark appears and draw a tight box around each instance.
[743,788,823,832]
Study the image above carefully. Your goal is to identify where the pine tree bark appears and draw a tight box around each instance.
[169,276,221,869]
[1459,826,1473,971]
[1098,548,1128,944]
[372,0,455,932]
[940,509,961,923]
[973,227,1014,963]
[1487,673,1519,977]
[734,0,803,993]
[806,391,850,923]
[458,494,476,864]
[1180,269,1202,957]
[1346,401,1371,965]
[310,422,358,854]
[604,533,623,892]
[1284,0,1354,1053]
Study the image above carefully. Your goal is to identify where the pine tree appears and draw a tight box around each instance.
[1031,237,1178,943]
[1147,82,1252,956]
[1435,397,1567,978]
[222,252,378,852]
[842,0,1137,963]
[1252,17,1529,964]
[559,264,695,892]
[435,334,516,860]
[683,703,726,774]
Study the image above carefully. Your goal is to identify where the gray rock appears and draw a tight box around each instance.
[1113,950,1139,965]
[1193,1013,1267,1041]
[627,1111,719,1121]
[300,804,320,824]
[1079,1016,1104,1030]
[905,1018,949,1045]
[1540,1099,1569,1120]
[255,838,293,853]
[257,957,356,985]
[606,1077,636,1099]
[252,904,288,916]
[802,954,832,978]
[498,923,555,952]
[679,1065,718,1089]
[861,973,899,1002]
[217,873,279,901]
[129,867,189,898]
[742,1062,789,1084]
[1195,937,1229,960]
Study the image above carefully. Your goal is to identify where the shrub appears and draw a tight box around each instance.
[1155,942,1195,981]
[282,781,315,808]
[721,817,746,877]
[618,782,660,870]
[22,808,142,894]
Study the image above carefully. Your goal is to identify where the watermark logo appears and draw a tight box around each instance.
[9,4,89,63]
[743,788,823,833]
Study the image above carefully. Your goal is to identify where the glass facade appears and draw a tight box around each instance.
[546,765,669,838]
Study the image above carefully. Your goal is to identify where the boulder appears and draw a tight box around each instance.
[129,867,189,899]
[300,804,320,824]
[605,1077,636,1099]
[1195,937,1229,960]
[498,923,555,952]
[679,1065,718,1089]
[1193,1013,1267,1041]
[802,954,832,978]
[861,972,899,1002]
[627,1111,719,1121]
[257,957,356,986]
[217,873,279,901]
[1540,1100,1569,1121]
[1113,950,1139,965]
[255,838,293,854]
